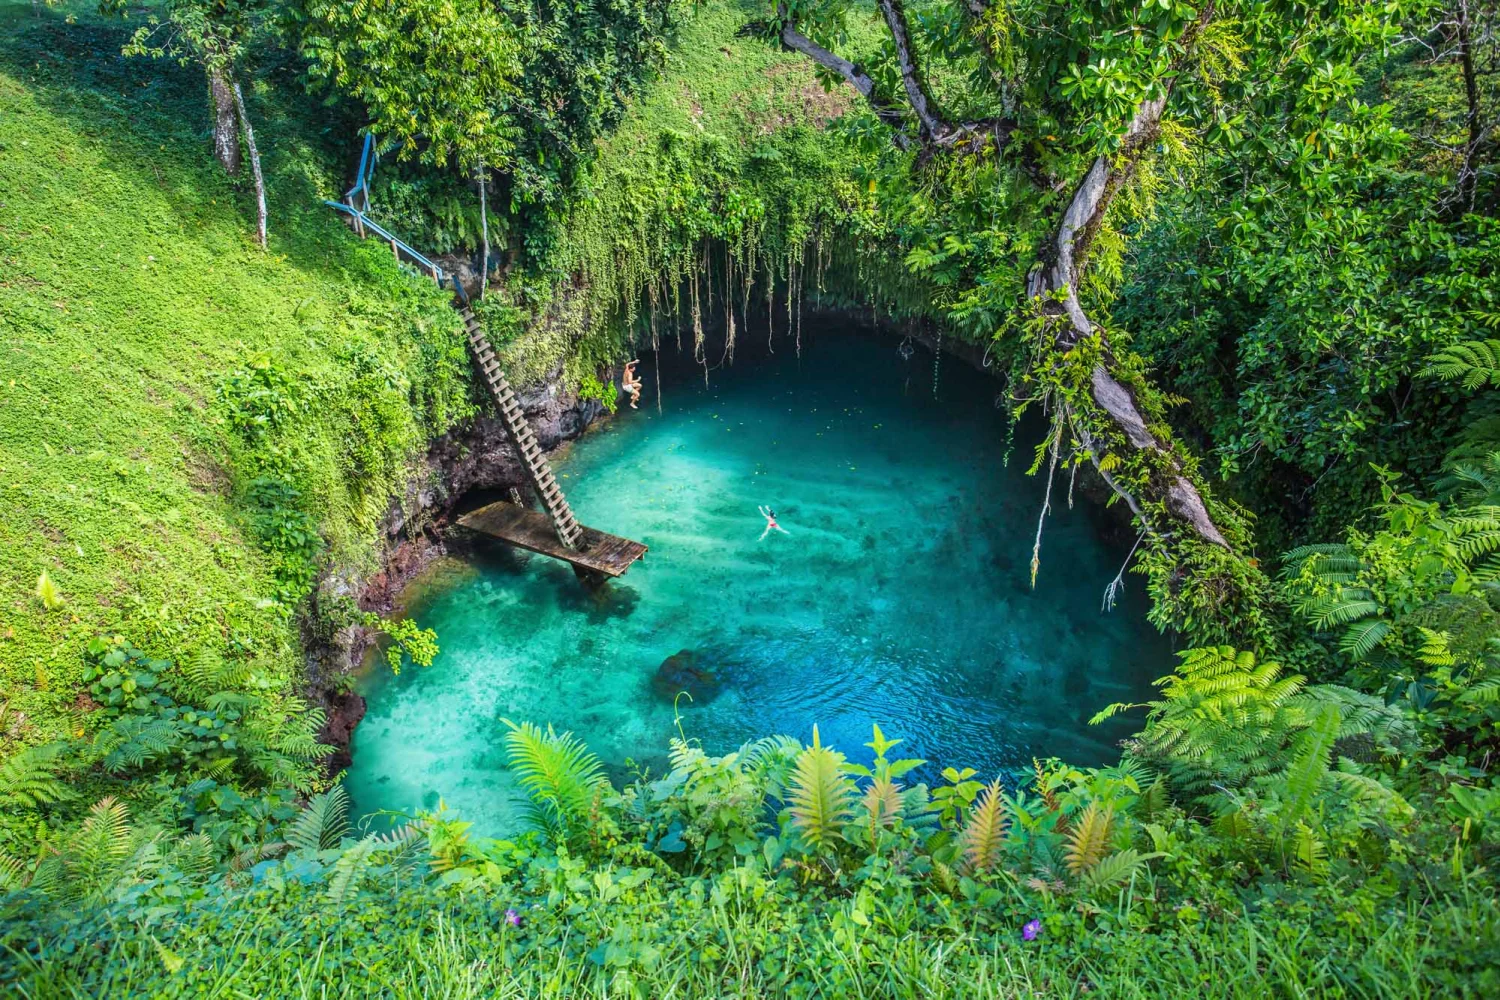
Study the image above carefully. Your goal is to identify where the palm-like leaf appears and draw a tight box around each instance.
[287,786,350,853]
[1081,848,1157,891]
[1422,339,1500,390]
[861,776,903,832]
[1063,802,1113,876]
[787,726,855,850]
[327,835,377,903]
[1279,705,1340,830]
[66,797,133,902]
[959,779,1007,875]
[0,742,74,808]
[1338,617,1393,659]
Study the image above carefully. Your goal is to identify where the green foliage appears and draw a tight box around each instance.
[0,0,474,790]
[575,371,618,414]
[5,3,1500,996]
[1281,480,1500,733]
[34,571,65,612]
[500,719,608,846]
[1120,28,1498,538]
[785,725,856,851]
[958,778,1005,875]
[1099,645,1412,799]
[285,786,350,853]
[362,613,440,673]
[299,0,524,171]
[0,743,74,810]
[1425,339,1500,391]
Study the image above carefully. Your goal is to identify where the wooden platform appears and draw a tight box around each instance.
[457,502,647,578]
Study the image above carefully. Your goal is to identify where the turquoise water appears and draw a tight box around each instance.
[345,327,1172,834]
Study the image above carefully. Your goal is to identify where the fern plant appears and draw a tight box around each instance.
[959,779,1007,875]
[1097,646,1411,798]
[0,741,73,809]
[786,726,855,851]
[502,719,608,845]
[1422,338,1500,390]
[287,786,351,853]
[1062,802,1114,876]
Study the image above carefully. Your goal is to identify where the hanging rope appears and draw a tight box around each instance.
[932,331,943,399]
[1030,416,1063,588]
[898,335,914,361]
[1102,532,1147,612]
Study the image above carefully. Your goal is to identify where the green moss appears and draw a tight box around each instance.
[0,1,474,755]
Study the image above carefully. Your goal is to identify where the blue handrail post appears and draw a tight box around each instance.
[346,133,376,211]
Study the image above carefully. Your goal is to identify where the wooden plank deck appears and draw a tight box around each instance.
[457,502,647,578]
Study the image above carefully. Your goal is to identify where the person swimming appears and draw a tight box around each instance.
[758,505,788,540]
[621,359,643,409]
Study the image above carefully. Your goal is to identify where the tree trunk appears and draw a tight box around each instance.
[1457,0,1482,211]
[231,80,267,249]
[209,65,241,176]
[479,163,489,300]
[1028,92,1229,549]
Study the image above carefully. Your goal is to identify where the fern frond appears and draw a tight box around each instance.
[0,852,35,892]
[501,719,607,841]
[1339,617,1393,659]
[787,726,855,850]
[1082,848,1157,892]
[0,742,74,808]
[327,836,377,903]
[1328,766,1412,817]
[287,786,350,853]
[1291,824,1328,876]
[1062,803,1113,876]
[168,834,217,883]
[1423,339,1500,390]
[1279,706,1340,829]
[861,776,904,832]
[1138,775,1170,822]
[1306,593,1381,630]
[1460,677,1500,704]
[959,779,1008,875]
[66,797,133,901]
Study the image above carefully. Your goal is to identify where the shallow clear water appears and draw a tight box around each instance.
[346,326,1172,835]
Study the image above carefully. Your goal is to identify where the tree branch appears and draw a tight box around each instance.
[777,5,1017,156]
[875,0,945,140]
[1026,5,1233,550]
[778,17,912,149]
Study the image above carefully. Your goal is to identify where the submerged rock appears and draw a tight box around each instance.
[652,649,722,703]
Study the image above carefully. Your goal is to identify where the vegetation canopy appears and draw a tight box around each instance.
[1,0,1499,995]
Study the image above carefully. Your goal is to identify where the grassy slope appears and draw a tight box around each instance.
[0,2,472,758]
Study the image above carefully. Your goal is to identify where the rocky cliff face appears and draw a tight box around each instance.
[308,361,607,766]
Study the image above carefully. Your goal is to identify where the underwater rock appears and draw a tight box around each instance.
[652,649,722,703]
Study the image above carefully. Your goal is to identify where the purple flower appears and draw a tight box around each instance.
[1022,919,1041,941]
[504,909,522,928]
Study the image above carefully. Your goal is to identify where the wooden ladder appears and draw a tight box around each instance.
[460,306,584,550]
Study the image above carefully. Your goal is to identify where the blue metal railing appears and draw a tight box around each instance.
[327,132,470,304]
[346,133,376,211]
[322,199,469,305]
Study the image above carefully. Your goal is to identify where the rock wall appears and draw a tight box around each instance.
[308,360,607,766]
